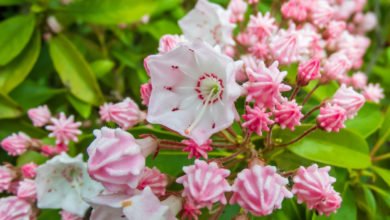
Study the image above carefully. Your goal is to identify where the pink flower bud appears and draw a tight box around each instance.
[99,98,145,130]
[324,21,346,39]
[331,85,365,119]
[0,196,34,220]
[140,82,152,106]
[314,189,342,216]
[297,58,321,86]
[310,0,334,28]
[230,165,293,216]
[182,139,213,159]
[317,104,347,132]
[17,179,37,202]
[158,34,187,53]
[281,0,309,22]
[242,105,273,136]
[46,113,82,145]
[177,160,231,209]
[274,100,303,131]
[87,127,157,193]
[0,166,13,193]
[228,0,248,23]
[27,105,51,127]
[137,167,168,196]
[362,83,384,104]
[292,165,336,209]
[21,163,38,179]
[322,52,352,82]
[60,210,83,220]
[247,12,276,40]
[1,132,31,156]
[350,72,367,89]
[182,200,202,220]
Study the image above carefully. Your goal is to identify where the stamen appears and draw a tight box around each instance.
[185,88,216,135]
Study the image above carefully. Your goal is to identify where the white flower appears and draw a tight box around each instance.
[179,0,235,47]
[145,40,242,144]
[35,153,103,217]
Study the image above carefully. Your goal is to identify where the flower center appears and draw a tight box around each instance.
[195,73,224,104]
[185,73,224,135]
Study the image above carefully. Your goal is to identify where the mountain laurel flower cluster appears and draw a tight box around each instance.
[0,0,385,219]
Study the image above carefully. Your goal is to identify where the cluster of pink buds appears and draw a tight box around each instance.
[1,105,82,158]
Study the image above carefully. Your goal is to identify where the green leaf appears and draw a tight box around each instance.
[372,166,390,187]
[0,93,22,119]
[54,0,158,25]
[273,125,371,168]
[345,103,383,138]
[16,151,48,166]
[49,34,104,106]
[0,119,47,139]
[366,185,390,208]
[379,107,390,141]
[10,80,66,110]
[0,31,41,94]
[66,94,92,119]
[0,14,35,65]
[356,186,376,219]
[91,59,115,78]
[0,0,25,5]
[146,151,193,176]
[140,19,181,39]
[330,186,357,220]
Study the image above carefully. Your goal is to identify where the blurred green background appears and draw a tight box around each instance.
[1,0,390,219]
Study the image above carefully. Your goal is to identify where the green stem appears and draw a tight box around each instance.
[372,153,390,162]
[272,125,318,149]
[371,128,390,156]
[302,83,321,105]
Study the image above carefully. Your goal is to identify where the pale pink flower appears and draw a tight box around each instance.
[27,105,51,127]
[317,103,347,132]
[158,34,187,53]
[60,210,82,220]
[21,162,38,179]
[7,181,20,195]
[1,132,31,156]
[182,200,202,220]
[324,21,346,39]
[179,0,236,47]
[362,83,384,104]
[247,12,276,40]
[236,55,258,81]
[182,139,213,159]
[122,187,182,220]
[145,41,241,145]
[17,179,37,202]
[350,72,367,89]
[310,0,334,28]
[0,166,13,193]
[274,100,303,131]
[335,32,370,69]
[322,52,352,82]
[247,0,258,4]
[140,82,152,106]
[47,16,62,33]
[331,85,365,119]
[236,31,256,46]
[297,58,321,86]
[46,113,82,144]
[0,196,34,220]
[314,189,342,216]
[99,98,145,130]
[87,127,157,193]
[354,12,377,33]
[292,165,336,209]
[281,0,310,22]
[176,160,231,209]
[228,0,248,23]
[230,165,293,216]
[137,167,168,196]
[242,105,273,136]
[244,61,291,108]
[269,24,308,64]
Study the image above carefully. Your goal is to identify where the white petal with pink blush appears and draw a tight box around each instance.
[146,40,242,145]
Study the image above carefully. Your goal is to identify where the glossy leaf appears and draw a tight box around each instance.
[54,0,158,25]
[16,151,48,166]
[10,80,66,110]
[0,31,41,94]
[379,107,390,141]
[91,59,115,78]
[0,119,47,139]
[0,14,35,65]
[0,0,25,5]
[0,93,22,119]
[146,151,193,176]
[345,103,383,138]
[273,125,371,168]
[49,34,104,106]
[66,94,92,119]
[372,166,390,187]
